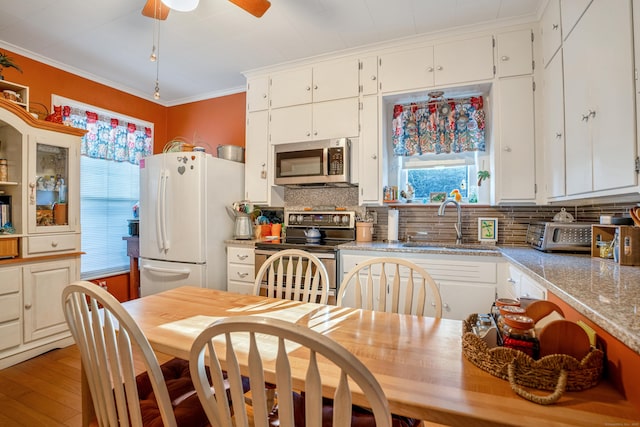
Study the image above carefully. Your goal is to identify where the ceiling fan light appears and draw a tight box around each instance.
[161,0,199,12]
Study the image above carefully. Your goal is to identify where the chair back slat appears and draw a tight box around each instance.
[189,316,392,427]
[338,257,443,318]
[62,281,179,427]
[254,249,329,304]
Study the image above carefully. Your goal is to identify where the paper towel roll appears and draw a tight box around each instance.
[388,209,399,242]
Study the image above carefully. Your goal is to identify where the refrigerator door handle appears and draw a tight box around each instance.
[155,170,165,251]
[160,171,170,251]
[141,265,191,276]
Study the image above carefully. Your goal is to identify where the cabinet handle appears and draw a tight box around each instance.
[507,278,516,284]
[29,182,36,205]
[581,113,589,121]
[443,303,450,309]
[552,23,559,30]
[262,93,267,98]
[427,67,434,72]
[306,86,311,91]
[588,109,596,119]
[436,65,443,71]
[306,132,311,137]
[51,241,58,247]
[237,272,248,278]
[555,132,563,139]
[370,75,376,80]
[371,154,377,160]
[25,304,32,309]
[314,85,318,90]
[503,146,512,152]
[313,131,318,136]
[237,254,248,260]
[501,55,510,61]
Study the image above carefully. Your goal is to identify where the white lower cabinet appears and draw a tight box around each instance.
[501,263,547,301]
[0,256,78,369]
[226,245,255,295]
[340,250,498,320]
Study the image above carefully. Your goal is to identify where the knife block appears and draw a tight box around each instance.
[591,225,640,266]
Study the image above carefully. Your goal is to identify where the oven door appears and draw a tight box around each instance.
[254,248,337,304]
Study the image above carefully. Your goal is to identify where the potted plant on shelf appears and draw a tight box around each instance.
[0,51,23,80]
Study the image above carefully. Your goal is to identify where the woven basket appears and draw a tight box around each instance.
[462,314,604,404]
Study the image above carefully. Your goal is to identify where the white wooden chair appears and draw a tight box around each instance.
[61,280,209,427]
[253,249,330,305]
[189,315,393,427]
[338,256,443,318]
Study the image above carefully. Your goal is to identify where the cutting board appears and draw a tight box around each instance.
[538,319,591,360]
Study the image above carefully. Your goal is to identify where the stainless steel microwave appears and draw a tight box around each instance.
[274,138,353,187]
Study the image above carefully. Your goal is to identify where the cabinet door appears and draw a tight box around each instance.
[438,281,496,321]
[245,111,269,203]
[359,56,378,95]
[540,0,562,67]
[27,133,79,234]
[23,259,76,342]
[246,76,269,112]
[496,76,536,202]
[270,68,313,108]
[543,54,566,199]
[312,58,359,102]
[496,29,533,77]
[434,35,494,86]
[312,98,359,140]
[269,104,313,144]
[379,46,434,93]
[561,0,593,40]
[359,96,380,204]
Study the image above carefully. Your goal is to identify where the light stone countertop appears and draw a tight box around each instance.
[339,241,640,354]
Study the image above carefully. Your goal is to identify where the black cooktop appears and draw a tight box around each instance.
[255,237,347,252]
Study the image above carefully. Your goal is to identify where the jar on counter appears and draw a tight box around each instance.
[0,159,7,182]
[502,314,539,358]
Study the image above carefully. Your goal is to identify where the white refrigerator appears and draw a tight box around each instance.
[139,152,244,296]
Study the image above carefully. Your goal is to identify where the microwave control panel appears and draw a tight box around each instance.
[328,147,344,175]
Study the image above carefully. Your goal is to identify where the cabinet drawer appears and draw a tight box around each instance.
[227,281,255,295]
[520,275,546,300]
[0,320,20,351]
[228,246,254,265]
[26,233,79,254]
[0,266,21,294]
[228,264,255,284]
[0,293,20,323]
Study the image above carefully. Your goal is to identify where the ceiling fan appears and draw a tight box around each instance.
[142,0,271,20]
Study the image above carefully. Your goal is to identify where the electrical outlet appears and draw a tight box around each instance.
[97,280,107,290]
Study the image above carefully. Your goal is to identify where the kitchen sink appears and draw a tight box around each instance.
[401,242,500,253]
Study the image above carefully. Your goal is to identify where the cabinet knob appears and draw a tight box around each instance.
[507,278,516,284]
[436,65,443,71]
[427,67,434,72]
[552,23,559,30]
[501,55,510,61]
[313,131,318,136]
[51,241,58,247]
[306,86,311,91]
[306,132,311,137]
[314,85,318,90]
[262,93,267,98]
[588,109,596,119]
[25,304,32,309]
[443,303,450,309]
[503,146,512,152]
[371,154,377,160]
[370,75,376,80]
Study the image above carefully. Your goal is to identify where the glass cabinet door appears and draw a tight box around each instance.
[28,134,77,233]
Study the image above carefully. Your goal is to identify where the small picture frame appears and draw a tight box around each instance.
[429,192,447,203]
[478,218,498,242]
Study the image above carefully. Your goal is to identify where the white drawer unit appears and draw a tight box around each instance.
[24,233,80,255]
[0,266,21,351]
[505,263,547,301]
[227,245,255,295]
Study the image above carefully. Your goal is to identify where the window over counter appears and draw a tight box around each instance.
[52,95,153,279]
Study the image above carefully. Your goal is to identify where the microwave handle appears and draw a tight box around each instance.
[323,147,329,176]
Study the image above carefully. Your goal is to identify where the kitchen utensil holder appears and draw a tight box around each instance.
[462,314,604,405]
[591,225,640,266]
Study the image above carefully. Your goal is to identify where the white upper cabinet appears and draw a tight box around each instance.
[495,29,533,77]
[245,111,269,203]
[269,98,359,144]
[359,96,380,205]
[246,76,269,112]
[563,0,636,195]
[540,0,562,68]
[269,58,359,109]
[543,53,566,199]
[379,35,494,93]
[359,56,378,96]
[495,75,536,203]
[561,0,593,40]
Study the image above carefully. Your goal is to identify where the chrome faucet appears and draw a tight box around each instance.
[437,199,462,244]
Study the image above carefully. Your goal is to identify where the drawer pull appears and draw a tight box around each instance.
[507,278,516,284]
[237,272,249,278]
[51,241,58,248]
[237,254,248,260]
[25,304,32,309]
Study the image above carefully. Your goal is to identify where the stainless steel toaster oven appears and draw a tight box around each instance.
[525,221,592,252]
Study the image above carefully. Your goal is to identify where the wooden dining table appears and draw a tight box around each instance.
[108,286,640,426]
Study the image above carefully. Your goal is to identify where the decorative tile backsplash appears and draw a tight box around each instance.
[278,187,638,246]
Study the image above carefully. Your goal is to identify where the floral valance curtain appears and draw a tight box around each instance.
[392,96,485,156]
[60,105,153,165]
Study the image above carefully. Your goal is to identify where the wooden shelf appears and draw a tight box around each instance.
[0,80,29,110]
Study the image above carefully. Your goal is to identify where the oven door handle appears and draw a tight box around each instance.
[255,248,336,260]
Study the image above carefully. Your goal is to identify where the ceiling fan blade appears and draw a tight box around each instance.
[228,0,271,18]
[142,0,170,20]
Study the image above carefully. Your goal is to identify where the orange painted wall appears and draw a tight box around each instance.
[548,292,640,413]
[166,92,247,154]
[1,48,247,154]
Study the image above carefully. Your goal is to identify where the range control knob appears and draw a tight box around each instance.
[289,215,297,224]
[297,215,304,223]
[342,216,349,224]
[333,215,341,223]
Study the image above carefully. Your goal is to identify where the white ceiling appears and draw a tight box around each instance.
[0,0,542,106]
